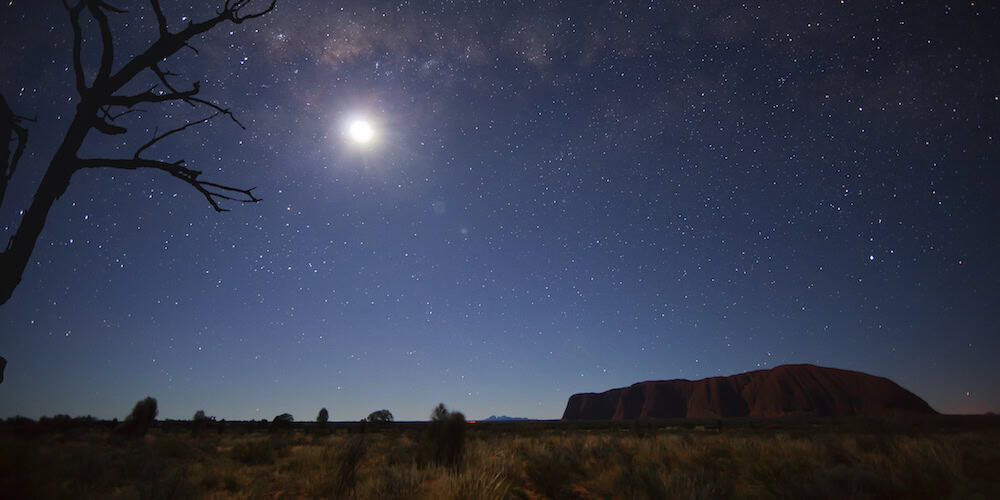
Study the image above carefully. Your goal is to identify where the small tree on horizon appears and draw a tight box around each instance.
[316,407,329,434]
[365,409,393,424]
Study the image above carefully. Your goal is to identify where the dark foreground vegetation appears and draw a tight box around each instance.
[2,412,998,499]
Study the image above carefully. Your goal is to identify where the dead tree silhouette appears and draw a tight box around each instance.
[1,0,276,301]
[0,1,277,381]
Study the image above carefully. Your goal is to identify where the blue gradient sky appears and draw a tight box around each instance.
[1,1,997,421]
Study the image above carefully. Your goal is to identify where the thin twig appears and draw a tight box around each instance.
[134,112,220,159]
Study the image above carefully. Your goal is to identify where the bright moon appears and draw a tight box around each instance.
[348,119,374,144]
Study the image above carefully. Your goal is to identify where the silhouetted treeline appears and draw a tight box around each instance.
[6,409,997,438]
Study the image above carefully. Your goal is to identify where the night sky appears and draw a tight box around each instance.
[1,1,998,421]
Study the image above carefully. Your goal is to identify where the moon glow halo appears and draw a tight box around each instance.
[348,119,375,144]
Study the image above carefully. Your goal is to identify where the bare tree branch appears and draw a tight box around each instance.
[134,112,219,159]
[186,97,246,129]
[100,105,144,121]
[151,64,190,99]
[92,119,126,135]
[105,1,275,93]
[150,0,168,36]
[96,1,126,13]
[1,94,31,209]
[225,0,277,23]
[86,1,120,86]
[150,64,244,127]
[63,1,88,95]
[76,157,262,212]
[107,81,200,107]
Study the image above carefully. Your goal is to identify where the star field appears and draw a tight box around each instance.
[1,1,998,420]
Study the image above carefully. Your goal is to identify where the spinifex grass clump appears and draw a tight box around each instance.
[318,435,367,498]
[230,438,276,465]
[522,438,585,498]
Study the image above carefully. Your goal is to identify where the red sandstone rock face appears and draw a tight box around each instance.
[562,364,937,420]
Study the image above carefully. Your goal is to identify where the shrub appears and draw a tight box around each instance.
[427,403,466,469]
[120,396,157,438]
[192,410,214,437]
[270,413,294,432]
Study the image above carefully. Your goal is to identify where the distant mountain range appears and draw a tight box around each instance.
[481,415,531,421]
[563,364,936,420]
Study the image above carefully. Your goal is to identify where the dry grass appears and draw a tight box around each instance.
[2,418,998,499]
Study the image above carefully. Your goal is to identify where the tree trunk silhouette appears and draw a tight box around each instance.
[0,0,276,307]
